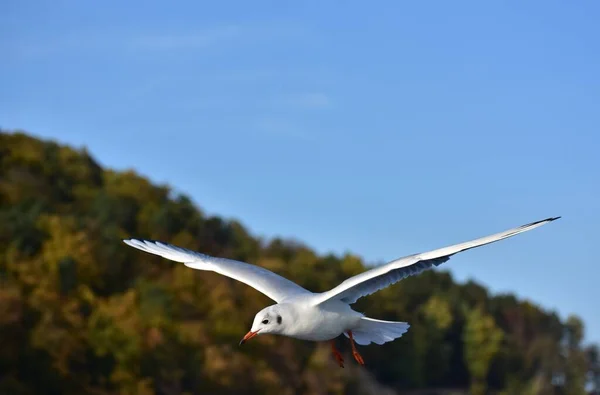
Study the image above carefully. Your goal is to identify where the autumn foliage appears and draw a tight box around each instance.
[0,130,597,394]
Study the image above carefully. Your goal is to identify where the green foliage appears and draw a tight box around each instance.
[0,130,595,394]
[463,308,503,395]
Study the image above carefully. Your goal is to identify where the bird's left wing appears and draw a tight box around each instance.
[311,217,560,306]
[123,239,311,303]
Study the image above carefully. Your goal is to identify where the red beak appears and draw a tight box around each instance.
[239,330,260,345]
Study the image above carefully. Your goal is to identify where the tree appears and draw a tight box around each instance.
[0,129,595,395]
[587,345,600,395]
[463,307,503,395]
[559,316,587,395]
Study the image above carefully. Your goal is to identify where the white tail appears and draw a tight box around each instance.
[345,317,410,345]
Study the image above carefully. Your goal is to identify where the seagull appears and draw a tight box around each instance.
[123,216,559,367]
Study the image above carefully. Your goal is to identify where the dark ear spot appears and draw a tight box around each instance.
[277,315,282,324]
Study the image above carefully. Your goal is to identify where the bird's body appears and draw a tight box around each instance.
[123,216,560,367]
[272,298,363,342]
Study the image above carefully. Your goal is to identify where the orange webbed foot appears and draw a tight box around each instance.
[352,350,365,365]
[330,340,345,368]
[347,331,365,366]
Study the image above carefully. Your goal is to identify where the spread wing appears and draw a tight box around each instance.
[311,217,560,305]
[123,239,311,303]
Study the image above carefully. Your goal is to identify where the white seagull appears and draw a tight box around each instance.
[123,216,559,367]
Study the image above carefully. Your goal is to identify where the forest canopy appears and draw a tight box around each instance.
[0,129,598,395]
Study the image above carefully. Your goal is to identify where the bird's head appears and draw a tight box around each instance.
[239,304,288,345]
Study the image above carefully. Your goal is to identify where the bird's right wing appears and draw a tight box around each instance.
[311,217,560,306]
[123,239,312,303]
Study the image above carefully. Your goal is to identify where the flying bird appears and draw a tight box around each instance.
[123,216,559,367]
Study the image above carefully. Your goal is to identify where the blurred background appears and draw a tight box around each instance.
[1,1,599,394]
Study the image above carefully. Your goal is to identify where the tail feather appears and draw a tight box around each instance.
[345,317,410,346]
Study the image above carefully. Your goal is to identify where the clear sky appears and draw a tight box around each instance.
[2,1,599,343]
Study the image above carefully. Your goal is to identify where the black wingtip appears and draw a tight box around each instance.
[519,216,561,229]
[536,216,561,225]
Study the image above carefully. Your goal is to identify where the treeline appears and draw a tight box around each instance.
[0,130,598,395]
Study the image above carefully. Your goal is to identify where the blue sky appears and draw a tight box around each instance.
[2,1,599,343]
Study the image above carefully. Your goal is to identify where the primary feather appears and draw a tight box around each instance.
[123,239,311,303]
[310,217,560,305]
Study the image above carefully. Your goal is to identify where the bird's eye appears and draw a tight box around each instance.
[262,319,269,325]
[277,315,282,324]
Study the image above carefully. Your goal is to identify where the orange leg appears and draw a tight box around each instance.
[347,331,365,365]
[330,340,345,368]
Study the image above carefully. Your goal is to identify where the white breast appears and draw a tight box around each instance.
[283,299,363,341]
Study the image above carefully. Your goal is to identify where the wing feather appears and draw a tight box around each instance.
[311,217,560,305]
[123,239,311,303]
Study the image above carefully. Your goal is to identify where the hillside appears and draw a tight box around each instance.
[0,130,597,395]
